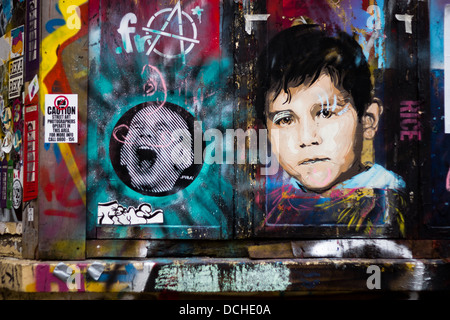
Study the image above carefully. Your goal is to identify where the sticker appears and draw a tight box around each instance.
[8,57,23,99]
[12,179,22,210]
[27,207,34,222]
[10,25,24,59]
[1,107,12,132]
[24,104,38,202]
[0,35,9,66]
[2,131,13,153]
[44,94,78,143]
[28,74,39,101]
[1,159,7,207]
[6,159,12,209]
[97,200,164,225]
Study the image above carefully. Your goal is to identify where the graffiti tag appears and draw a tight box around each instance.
[97,200,164,225]
[400,101,422,141]
[117,1,199,60]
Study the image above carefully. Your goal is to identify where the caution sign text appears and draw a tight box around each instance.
[45,94,78,143]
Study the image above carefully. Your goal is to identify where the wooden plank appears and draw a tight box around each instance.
[87,240,149,258]
[249,240,450,259]
[88,239,450,259]
[248,242,294,259]
[95,225,222,240]
[384,0,426,238]
[88,239,261,258]
[2,257,450,293]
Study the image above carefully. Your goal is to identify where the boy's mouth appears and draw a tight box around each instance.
[136,146,157,166]
[298,158,330,166]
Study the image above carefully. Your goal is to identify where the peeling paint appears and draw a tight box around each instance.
[223,263,290,292]
[295,240,413,259]
[155,264,221,292]
[154,262,290,292]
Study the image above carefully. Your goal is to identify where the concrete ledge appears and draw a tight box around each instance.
[87,239,450,259]
[1,257,450,295]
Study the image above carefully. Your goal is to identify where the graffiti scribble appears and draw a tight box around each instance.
[97,200,164,225]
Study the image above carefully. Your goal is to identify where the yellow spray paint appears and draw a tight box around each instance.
[40,0,87,205]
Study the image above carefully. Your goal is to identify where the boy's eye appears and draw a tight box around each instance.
[317,108,333,119]
[272,111,294,126]
[274,116,293,126]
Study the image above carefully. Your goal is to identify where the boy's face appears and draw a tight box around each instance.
[266,73,364,192]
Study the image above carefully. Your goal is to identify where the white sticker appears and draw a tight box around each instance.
[27,207,34,222]
[44,94,78,143]
[8,57,23,99]
[28,74,39,101]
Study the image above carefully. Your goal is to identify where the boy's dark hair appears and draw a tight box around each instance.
[255,25,373,124]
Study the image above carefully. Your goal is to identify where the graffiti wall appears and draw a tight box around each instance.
[0,0,26,223]
[86,0,449,241]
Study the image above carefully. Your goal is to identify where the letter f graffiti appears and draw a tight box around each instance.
[118,13,137,53]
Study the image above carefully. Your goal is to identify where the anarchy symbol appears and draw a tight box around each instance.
[142,1,199,60]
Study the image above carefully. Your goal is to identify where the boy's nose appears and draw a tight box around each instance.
[140,131,154,140]
[139,129,172,147]
[297,117,321,148]
[139,131,161,144]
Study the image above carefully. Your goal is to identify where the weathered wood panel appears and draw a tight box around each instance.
[1,257,449,293]
[86,239,450,260]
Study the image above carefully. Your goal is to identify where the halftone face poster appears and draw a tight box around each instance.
[88,0,232,239]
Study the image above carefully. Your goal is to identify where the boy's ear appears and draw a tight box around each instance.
[362,99,383,140]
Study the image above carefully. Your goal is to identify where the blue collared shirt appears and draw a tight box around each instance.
[289,163,406,191]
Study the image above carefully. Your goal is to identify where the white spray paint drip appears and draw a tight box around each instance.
[129,262,155,292]
[299,239,413,258]
[332,94,337,112]
[244,14,270,35]
[300,241,431,292]
[407,260,432,292]
[223,263,290,292]
[395,14,413,34]
[337,104,350,116]
[410,261,426,291]
[155,264,221,292]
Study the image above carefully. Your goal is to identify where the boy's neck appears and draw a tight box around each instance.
[309,161,368,196]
